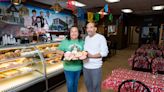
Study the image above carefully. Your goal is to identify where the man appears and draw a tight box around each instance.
[39,11,45,28]
[44,11,52,26]
[83,22,108,92]
[31,9,37,26]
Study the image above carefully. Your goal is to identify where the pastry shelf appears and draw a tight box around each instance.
[0,68,35,81]
[0,57,25,64]
[0,62,33,73]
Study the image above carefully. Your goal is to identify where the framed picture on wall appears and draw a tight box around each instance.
[162,24,164,40]
[159,24,164,45]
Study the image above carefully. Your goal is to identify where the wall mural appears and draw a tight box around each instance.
[0,2,74,37]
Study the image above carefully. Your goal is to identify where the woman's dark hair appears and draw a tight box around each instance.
[66,26,82,41]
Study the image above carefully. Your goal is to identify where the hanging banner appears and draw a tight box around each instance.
[94,13,100,22]
[104,4,108,13]
[67,0,76,13]
[67,0,73,9]
[87,12,94,22]
[109,13,113,22]
[77,7,85,20]
[100,9,104,19]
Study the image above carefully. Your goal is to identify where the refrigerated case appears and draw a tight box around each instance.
[0,42,64,92]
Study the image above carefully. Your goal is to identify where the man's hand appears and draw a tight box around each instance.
[83,58,89,62]
[87,53,101,58]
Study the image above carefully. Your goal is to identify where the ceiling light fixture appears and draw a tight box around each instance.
[66,1,86,7]
[11,0,21,5]
[105,0,120,3]
[121,9,133,13]
[152,5,164,10]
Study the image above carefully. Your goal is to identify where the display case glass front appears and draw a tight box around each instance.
[0,42,63,92]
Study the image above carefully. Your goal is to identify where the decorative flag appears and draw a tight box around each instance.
[109,13,113,22]
[100,9,104,19]
[95,13,100,22]
[87,12,94,22]
[104,4,108,13]
[67,0,76,13]
[67,0,73,9]
[77,7,85,20]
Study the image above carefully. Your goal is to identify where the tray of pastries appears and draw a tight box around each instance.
[0,67,34,81]
[0,58,33,72]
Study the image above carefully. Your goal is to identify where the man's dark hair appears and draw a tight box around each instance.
[32,10,36,13]
[66,26,82,41]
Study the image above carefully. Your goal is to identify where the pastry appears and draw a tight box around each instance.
[0,74,5,79]
[46,54,55,58]
[0,55,6,60]
[3,70,20,76]
[79,55,87,60]
[0,63,10,69]
[47,60,56,64]
[51,47,57,51]
[14,50,21,53]
[18,67,33,72]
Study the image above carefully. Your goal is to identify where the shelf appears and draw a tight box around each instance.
[0,41,60,50]
[45,57,57,61]
[42,51,57,55]
[0,62,63,92]
[0,71,43,92]
[0,62,33,73]
[0,57,25,64]
[46,62,64,78]
[0,42,63,92]
[0,68,35,82]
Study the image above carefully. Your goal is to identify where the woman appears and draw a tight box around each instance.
[58,26,84,92]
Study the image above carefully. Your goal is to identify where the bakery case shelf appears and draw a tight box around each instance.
[0,42,64,92]
[0,61,33,73]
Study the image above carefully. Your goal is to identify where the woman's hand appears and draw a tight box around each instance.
[56,50,64,56]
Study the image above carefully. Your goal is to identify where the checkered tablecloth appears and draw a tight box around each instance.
[152,57,164,74]
[102,68,164,92]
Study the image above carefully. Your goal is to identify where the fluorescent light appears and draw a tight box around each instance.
[121,9,133,13]
[67,1,86,7]
[13,3,20,5]
[98,12,108,15]
[105,0,120,3]
[152,5,164,10]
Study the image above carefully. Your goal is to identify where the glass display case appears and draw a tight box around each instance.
[0,42,63,92]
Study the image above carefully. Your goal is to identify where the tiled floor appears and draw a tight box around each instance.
[52,46,136,92]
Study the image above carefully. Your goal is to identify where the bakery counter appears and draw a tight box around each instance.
[0,61,64,92]
[19,62,65,92]
[0,42,65,92]
[0,71,43,92]
[0,41,61,50]
[46,62,64,78]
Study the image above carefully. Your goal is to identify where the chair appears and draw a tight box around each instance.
[118,80,151,92]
